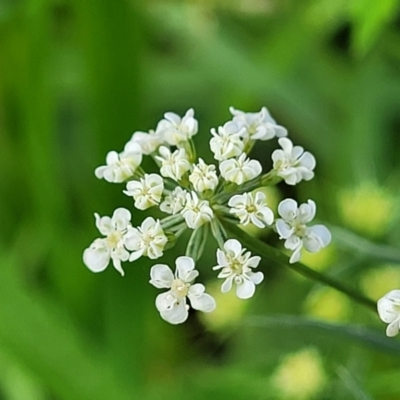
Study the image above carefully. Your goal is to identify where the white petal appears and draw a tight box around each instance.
[246,255,261,269]
[141,216,157,232]
[112,208,131,230]
[95,214,113,236]
[105,151,119,165]
[299,151,316,169]
[83,241,110,273]
[249,271,264,284]
[278,137,293,153]
[236,279,256,299]
[309,224,332,247]
[111,257,125,276]
[216,249,228,268]
[285,235,302,250]
[257,207,274,226]
[175,256,196,281]
[278,199,298,221]
[275,219,293,239]
[274,125,288,137]
[386,318,400,337]
[188,283,205,296]
[189,290,216,312]
[160,300,189,325]
[289,246,302,263]
[150,264,174,288]
[302,235,323,253]
[129,249,144,261]
[224,239,242,258]
[298,200,316,224]
[221,276,234,293]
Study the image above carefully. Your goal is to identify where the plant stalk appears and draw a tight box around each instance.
[223,221,376,312]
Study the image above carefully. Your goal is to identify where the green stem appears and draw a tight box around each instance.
[223,221,376,312]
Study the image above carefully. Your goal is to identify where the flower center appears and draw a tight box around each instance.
[294,224,306,237]
[246,204,257,213]
[171,279,190,298]
[230,259,243,275]
[107,231,122,248]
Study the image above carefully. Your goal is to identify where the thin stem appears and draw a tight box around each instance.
[223,221,376,312]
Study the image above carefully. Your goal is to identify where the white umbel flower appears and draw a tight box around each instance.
[83,208,131,276]
[156,108,198,146]
[378,290,400,337]
[275,199,331,263]
[228,192,274,228]
[181,191,214,229]
[150,256,216,324]
[220,153,262,185]
[189,158,219,192]
[210,121,245,161]
[125,217,168,261]
[213,239,263,299]
[123,173,164,210]
[159,187,188,215]
[95,142,142,183]
[272,138,316,185]
[156,146,191,181]
[229,106,287,141]
[129,130,163,155]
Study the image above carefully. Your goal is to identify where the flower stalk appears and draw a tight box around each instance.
[223,221,376,311]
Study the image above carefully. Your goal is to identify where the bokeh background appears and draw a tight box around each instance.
[1,0,400,399]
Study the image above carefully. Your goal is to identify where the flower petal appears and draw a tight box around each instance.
[221,276,234,293]
[236,279,256,299]
[386,318,400,337]
[160,300,189,325]
[278,199,298,221]
[150,264,174,288]
[83,240,110,273]
[188,285,215,312]
[112,208,131,230]
[224,239,242,258]
[175,256,196,281]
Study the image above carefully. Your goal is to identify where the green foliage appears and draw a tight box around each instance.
[1,0,400,399]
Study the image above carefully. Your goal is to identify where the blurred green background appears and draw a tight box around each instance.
[1,0,400,399]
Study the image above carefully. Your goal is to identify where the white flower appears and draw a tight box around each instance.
[228,192,274,228]
[95,142,142,183]
[378,290,400,337]
[159,187,188,215]
[150,256,216,324]
[230,106,287,140]
[125,217,168,261]
[156,146,191,181]
[213,239,263,299]
[210,121,245,161]
[272,138,316,185]
[220,153,262,185]
[156,109,198,146]
[129,130,163,155]
[189,158,219,192]
[83,208,131,276]
[181,191,213,229]
[123,173,164,210]
[275,199,331,263]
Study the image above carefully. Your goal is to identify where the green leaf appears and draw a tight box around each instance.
[0,236,136,400]
[247,315,400,357]
[336,365,374,400]
[330,225,400,264]
[350,0,399,56]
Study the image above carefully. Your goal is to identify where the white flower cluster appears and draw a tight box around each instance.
[83,107,331,324]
